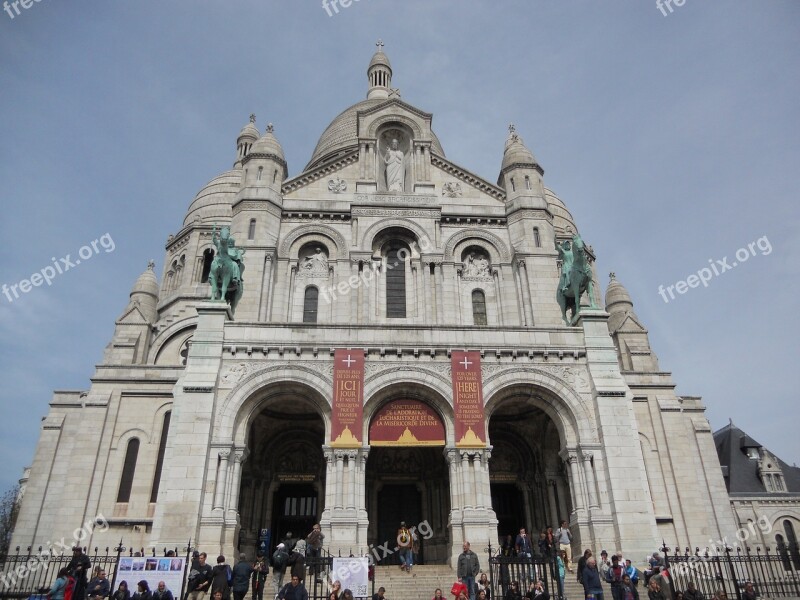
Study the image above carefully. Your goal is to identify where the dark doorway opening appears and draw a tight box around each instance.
[270,483,318,550]
[366,446,450,564]
[491,483,526,541]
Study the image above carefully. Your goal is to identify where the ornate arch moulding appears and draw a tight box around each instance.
[279,224,348,259]
[443,228,512,263]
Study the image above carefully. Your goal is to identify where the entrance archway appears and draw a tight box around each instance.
[365,399,451,564]
[238,397,326,556]
[488,396,570,544]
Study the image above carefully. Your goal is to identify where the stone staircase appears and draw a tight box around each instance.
[373,564,457,600]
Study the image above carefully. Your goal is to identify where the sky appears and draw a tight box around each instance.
[0,1,798,493]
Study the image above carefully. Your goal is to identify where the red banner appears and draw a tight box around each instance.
[451,351,486,447]
[369,399,445,446]
[331,349,364,448]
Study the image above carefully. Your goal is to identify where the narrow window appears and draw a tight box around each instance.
[525,175,531,190]
[201,249,215,283]
[533,227,541,248]
[248,219,256,240]
[472,290,488,326]
[257,166,263,181]
[510,178,516,192]
[785,520,800,569]
[777,534,791,570]
[117,438,140,503]
[386,245,406,318]
[303,286,319,323]
[150,412,171,503]
[273,169,278,184]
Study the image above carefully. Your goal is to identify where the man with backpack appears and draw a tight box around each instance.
[272,543,290,594]
[555,521,573,572]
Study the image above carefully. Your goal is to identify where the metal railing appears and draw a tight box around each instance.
[0,542,189,600]
[486,543,563,600]
[662,542,800,600]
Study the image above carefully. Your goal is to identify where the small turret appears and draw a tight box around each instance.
[497,124,544,198]
[242,123,287,187]
[367,40,392,100]
[103,261,160,365]
[605,273,660,371]
[235,114,260,168]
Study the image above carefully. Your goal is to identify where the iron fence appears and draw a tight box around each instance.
[486,543,563,600]
[662,542,800,600]
[0,543,188,600]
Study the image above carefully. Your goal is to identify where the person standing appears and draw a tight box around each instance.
[49,568,72,600]
[288,541,306,583]
[397,522,414,572]
[515,529,533,559]
[555,521,573,572]
[607,555,627,600]
[556,551,566,599]
[371,587,386,600]
[582,558,604,600]
[272,544,290,593]
[231,554,253,600]
[187,552,213,600]
[306,524,324,575]
[577,550,592,590]
[211,556,232,600]
[251,555,268,600]
[68,546,92,600]
[457,542,480,600]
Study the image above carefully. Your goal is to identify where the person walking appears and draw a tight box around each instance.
[582,558,604,600]
[231,554,253,600]
[555,521,573,572]
[251,555,268,600]
[457,542,480,600]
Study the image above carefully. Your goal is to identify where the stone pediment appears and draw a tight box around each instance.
[116,302,148,325]
[430,154,507,204]
[356,98,434,140]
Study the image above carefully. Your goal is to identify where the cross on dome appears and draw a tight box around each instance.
[249,114,256,124]
[376,39,384,52]
[267,123,274,133]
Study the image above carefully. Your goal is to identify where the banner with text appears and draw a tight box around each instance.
[331,557,369,597]
[331,349,364,447]
[369,399,446,446]
[451,350,487,447]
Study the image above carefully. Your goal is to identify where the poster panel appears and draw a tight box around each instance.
[331,349,364,447]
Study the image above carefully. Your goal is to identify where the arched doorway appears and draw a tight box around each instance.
[488,395,570,546]
[238,397,326,556]
[365,398,451,564]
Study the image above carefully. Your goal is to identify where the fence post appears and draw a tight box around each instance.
[108,540,125,600]
[180,538,193,600]
[723,545,741,600]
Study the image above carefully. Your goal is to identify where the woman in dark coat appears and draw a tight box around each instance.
[211,556,231,600]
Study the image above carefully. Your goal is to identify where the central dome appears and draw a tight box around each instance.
[304,98,446,171]
[305,43,445,172]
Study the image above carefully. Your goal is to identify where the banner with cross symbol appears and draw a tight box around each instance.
[331,349,364,447]
[451,350,487,447]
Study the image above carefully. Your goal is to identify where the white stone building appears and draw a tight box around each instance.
[12,45,741,567]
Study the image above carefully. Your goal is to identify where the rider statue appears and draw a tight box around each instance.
[556,239,574,292]
[209,225,245,315]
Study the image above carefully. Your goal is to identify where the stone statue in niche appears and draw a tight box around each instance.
[383,138,405,192]
[463,252,491,278]
[301,247,329,275]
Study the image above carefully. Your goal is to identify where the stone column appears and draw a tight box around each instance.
[322,448,334,518]
[423,145,431,180]
[461,452,473,509]
[347,451,357,509]
[582,452,600,510]
[350,260,360,323]
[286,262,297,322]
[547,479,559,527]
[213,450,231,511]
[258,254,274,321]
[492,268,504,326]
[445,448,462,512]
[334,451,345,509]
[513,263,528,326]
[565,452,586,516]
[518,259,535,326]
[227,448,248,519]
[434,262,445,323]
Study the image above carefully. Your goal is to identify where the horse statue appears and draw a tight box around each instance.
[209,225,245,315]
[556,233,597,325]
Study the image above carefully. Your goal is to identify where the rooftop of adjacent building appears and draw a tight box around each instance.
[714,420,800,495]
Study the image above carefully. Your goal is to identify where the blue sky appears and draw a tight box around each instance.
[0,1,798,492]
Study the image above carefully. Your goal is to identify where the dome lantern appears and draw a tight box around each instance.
[367,39,393,100]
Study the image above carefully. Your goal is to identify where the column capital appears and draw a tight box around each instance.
[233,448,249,463]
[581,451,594,462]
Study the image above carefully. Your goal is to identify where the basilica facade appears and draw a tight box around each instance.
[11,46,740,566]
